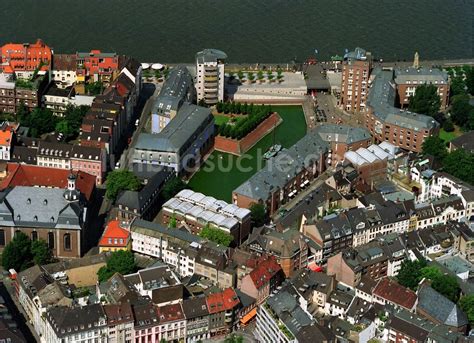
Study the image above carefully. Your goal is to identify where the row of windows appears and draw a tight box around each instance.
[0,230,72,250]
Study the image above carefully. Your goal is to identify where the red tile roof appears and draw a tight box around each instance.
[0,130,13,146]
[0,163,96,201]
[99,220,130,248]
[373,278,417,310]
[156,303,185,323]
[249,256,282,289]
[206,288,240,314]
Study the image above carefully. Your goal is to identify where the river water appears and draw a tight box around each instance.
[1,0,472,63]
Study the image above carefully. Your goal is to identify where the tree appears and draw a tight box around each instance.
[267,70,274,82]
[442,119,454,132]
[55,120,74,139]
[237,70,244,81]
[459,294,474,325]
[443,148,474,185]
[31,239,53,265]
[161,176,187,201]
[450,94,473,127]
[465,66,474,95]
[257,70,264,82]
[224,334,244,343]
[408,84,441,117]
[106,170,142,201]
[422,136,447,160]
[397,258,427,290]
[2,232,33,271]
[431,273,460,303]
[85,81,104,95]
[15,101,29,122]
[97,250,136,282]
[450,76,467,96]
[247,72,255,82]
[20,108,58,137]
[249,203,267,227]
[168,215,177,229]
[216,101,224,113]
[199,225,233,247]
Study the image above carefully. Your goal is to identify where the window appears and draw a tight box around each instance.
[31,231,38,241]
[64,233,72,251]
[48,232,55,249]
[0,230,4,246]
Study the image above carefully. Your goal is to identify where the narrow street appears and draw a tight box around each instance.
[0,277,39,342]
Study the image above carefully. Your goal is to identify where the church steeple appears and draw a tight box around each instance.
[64,172,80,202]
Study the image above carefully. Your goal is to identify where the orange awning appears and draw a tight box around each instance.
[240,308,257,325]
[308,261,323,272]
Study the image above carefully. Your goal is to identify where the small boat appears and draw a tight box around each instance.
[263,144,282,160]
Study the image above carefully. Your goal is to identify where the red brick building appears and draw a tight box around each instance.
[340,47,372,113]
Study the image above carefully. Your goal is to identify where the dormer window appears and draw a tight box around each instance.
[34,215,38,221]
[43,199,48,206]
[27,198,31,204]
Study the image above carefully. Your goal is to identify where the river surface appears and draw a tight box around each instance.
[1,0,472,63]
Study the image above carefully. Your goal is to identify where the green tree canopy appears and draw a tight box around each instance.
[422,136,447,161]
[408,84,441,117]
[85,81,104,95]
[2,233,53,271]
[397,258,427,290]
[20,108,58,138]
[97,250,136,282]
[224,334,244,343]
[106,170,142,201]
[31,239,53,265]
[199,226,233,247]
[161,177,187,201]
[459,295,474,325]
[442,148,474,185]
[249,203,267,227]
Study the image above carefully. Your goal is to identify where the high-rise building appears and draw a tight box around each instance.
[340,47,372,113]
[195,49,227,105]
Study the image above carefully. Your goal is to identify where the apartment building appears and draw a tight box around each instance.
[340,47,372,113]
[395,67,449,110]
[103,303,134,343]
[15,74,50,111]
[365,68,439,153]
[414,195,466,230]
[43,304,108,343]
[76,50,119,84]
[245,226,308,277]
[206,288,240,337]
[195,49,227,105]
[233,129,328,215]
[0,73,15,113]
[52,54,77,88]
[182,297,210,342]
[43,84,75,116]
[0,39,52,78]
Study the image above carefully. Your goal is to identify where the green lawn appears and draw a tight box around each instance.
[189,106,307,202]
[214,115,230,126]
[439,127,462,142]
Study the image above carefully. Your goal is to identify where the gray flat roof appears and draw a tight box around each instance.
[135,103,212,153]
[395,67,448,84]
[196,49,227,64]
[315,124,371,144]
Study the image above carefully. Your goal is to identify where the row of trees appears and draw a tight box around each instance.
[216,101,258,115]
[231,69,284,82]
[2,232,53,272]
[422,136,474,185]
[218,104,273,140]
[16,103,90,139]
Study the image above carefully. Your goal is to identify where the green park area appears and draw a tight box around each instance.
[188,105,307,202]
[439,127,462,142]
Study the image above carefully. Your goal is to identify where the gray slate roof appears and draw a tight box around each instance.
[135,103,212,153]
[315,124,371,144]
[367,68,439,131]
[417,284,468,328]
[0,186,83,229]
[395,67,448,84]
[233,130,328,201]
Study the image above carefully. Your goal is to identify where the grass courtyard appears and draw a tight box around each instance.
[188,106,307,202]
[439,127,462,142]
